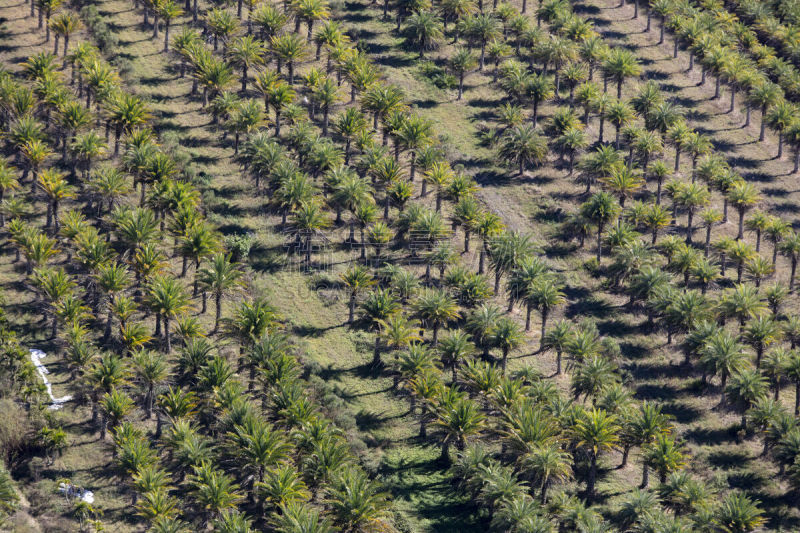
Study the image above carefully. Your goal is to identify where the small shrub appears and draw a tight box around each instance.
[418,61,457,90]
[223,233,254,262]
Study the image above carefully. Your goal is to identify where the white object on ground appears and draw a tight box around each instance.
[30,349,73,410]
[58,482,94,504]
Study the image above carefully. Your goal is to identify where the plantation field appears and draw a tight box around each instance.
[4,0,800,529]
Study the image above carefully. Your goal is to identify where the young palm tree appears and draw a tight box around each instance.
[581,192,621,262]
[132,350,169,418]
[146,275,192,353]
[727,181,761,241]
[573,408,619,499]
[341,265,375,324]
[404,11,444,58]
[463,13,501,71]
[37,169,75,231]
[450,48,477,100]
[99,387,134,440]
[603,49,641,99]
[520,444,572,503]
[108,93,151,155]
[498,124,548,176]
[781,231,800,291]
[766,100,796,159]
[713,492,765,533]
[414,288,460,345]
[158,0,183,53]
[227,35,266,93]
[325,470,391,532]
[197,254,243,332]
[189,463,243,527]
[432,397,484,464]
[271,33,308,84]
[491,316,524,374]
[643,433,685,486]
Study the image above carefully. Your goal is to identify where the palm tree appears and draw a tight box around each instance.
[37,169,75,231]
[197,254,243,332]
[50,12,81,58]
[189,463,243,527]
[520,444,572,503]
[601,166,643,214]
[491,316,524,374]
[271,33,308,84]
[95,261,131,342]
[498,124,548,176]
[605,100,635,149]
[727,181,761,241]
[573,408,619,499]
[700,331,749,404]
[100,387,134,440]
[527,279,565,346]
[398,115,432,182]
[581,192,621,262]
[726,368,768,430]
[293,0,330,41]
[713,492,765,533]
[341,265,375,324]
[404,11,444,58]
[432,397,484,464]
[748,82,782,141]
[450,48,476,100]
[475,212,504,275]
[414,289,460,344]
[555,127,588,175]
[325,470,391,532]
[158,0,183,53]
[674,182,710,244]
[767,100,795,158]
[717,283,766,329]
[463,13,501,71]
[228,35,265,93]
[524,73,554,129]
[292,200,330,268]
[146,275,192,353]
[313,77,339,137]
[542,320,572,375]
[438,330,475,382]
[781,231,800,291]
[108,93,150,156]
[132,350,169,418]
[603,49,641,99]
[643,433,685,485]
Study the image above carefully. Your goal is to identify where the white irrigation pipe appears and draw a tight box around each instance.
[30,349,73,410]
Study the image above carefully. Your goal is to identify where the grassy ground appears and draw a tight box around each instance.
[2,0,800,528]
